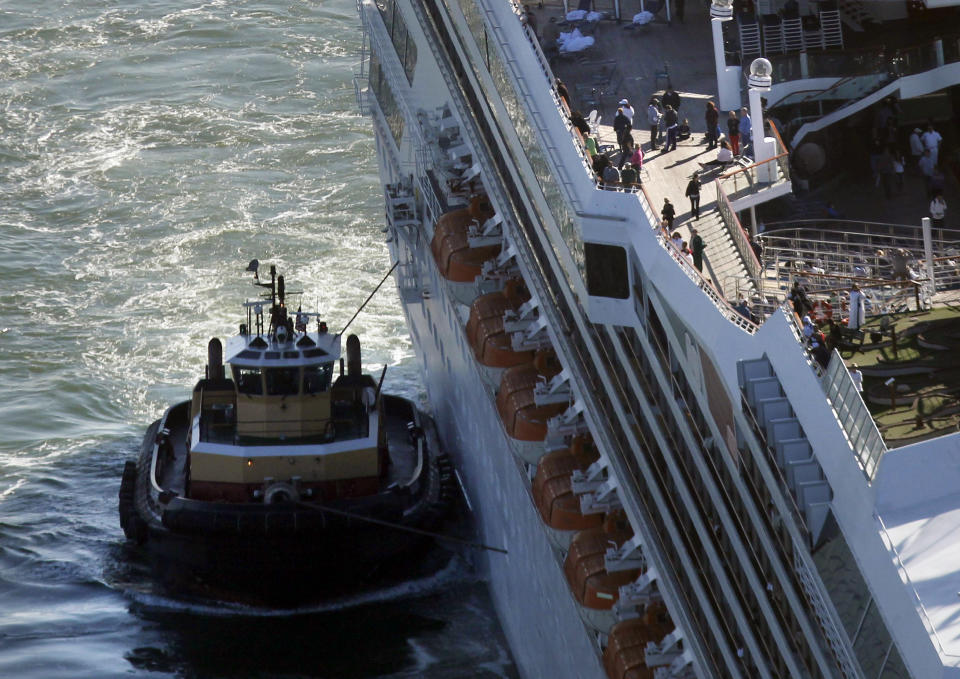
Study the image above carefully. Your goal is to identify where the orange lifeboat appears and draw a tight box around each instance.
[563,517,640,609]
[532,439,602,531]
[603,615,673,679]
[430,195,498,282]
[496,353,566,441]
[465,279,532,367]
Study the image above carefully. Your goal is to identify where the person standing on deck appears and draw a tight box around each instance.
[630,144,643,175]
[909,128,924,169]
[690,228,705,273]
[685,171,701,219]
[647,97,662,150]
[663,105,679,152]
[555,78,570,108]
[921,121,942,167]
[930,192,947,229]
[613,107,631,158]
[848,363,863,393]
[848,283,866,330]
[727,110,741,156]
[661,198,676,229]
[619,99,635,128]
[663,87,681,113]
[705,101,719,149]
[618,132,636,169]
[739,107,752,158]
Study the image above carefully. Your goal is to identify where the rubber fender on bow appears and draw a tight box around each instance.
[118,460,146,544]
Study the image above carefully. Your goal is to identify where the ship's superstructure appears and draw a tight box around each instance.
[354,0,960,676]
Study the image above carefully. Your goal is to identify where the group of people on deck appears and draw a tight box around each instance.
[790,279,868,368]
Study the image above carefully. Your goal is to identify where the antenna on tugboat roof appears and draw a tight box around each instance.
[338,261,400,337]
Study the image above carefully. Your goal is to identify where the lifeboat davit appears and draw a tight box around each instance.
[563,515,640,610]
[465,278,532,368]
[532,437,602,531]
[603,611,673,679]
[430,194,498,283]
[495,351,565,442]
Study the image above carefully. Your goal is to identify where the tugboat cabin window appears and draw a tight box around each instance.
[265,367,300,396]
[304,363,334,394]
[233,367,263,395]
[584,243,629,299]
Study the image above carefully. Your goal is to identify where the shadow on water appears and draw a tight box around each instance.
[118,553,518,679]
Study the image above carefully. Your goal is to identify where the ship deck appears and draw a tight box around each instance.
[876,442,960,668]
[533,0,960,304]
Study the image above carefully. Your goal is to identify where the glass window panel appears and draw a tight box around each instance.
[233,366,263,395]
[585,243,629,299]
[304,363,334,394]
[404,31,417,83]
[265,367,300,396]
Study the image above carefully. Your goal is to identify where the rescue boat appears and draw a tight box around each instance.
[118,262,455,600]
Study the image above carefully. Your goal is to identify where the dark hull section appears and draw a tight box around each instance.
[119,396,456,602]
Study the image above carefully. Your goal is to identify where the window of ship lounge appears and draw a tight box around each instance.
[369,52,404,146]
[233,366,263,395]
[375,0,417,83]
[303,363,334,394]
[584,242,629,299]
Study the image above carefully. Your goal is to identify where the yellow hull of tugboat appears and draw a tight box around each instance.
[189,445,380,484]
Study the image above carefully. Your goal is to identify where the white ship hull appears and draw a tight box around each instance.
[391,236,606,678]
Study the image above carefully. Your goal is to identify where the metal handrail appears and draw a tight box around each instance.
[715,182,763,291]
[716,119,790,191]
[639,184,759,334]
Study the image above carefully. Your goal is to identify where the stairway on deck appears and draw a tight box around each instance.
[683,202,755,301]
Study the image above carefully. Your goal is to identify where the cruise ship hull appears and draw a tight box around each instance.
[388,240,607,678]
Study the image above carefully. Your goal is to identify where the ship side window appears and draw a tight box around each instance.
[265,367,300,396]
[304,363,334,394]
[584,242,629,299]
[233,367,263,395]
[375,0,416,85]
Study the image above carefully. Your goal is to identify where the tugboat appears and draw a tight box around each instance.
[119,261,455,600]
